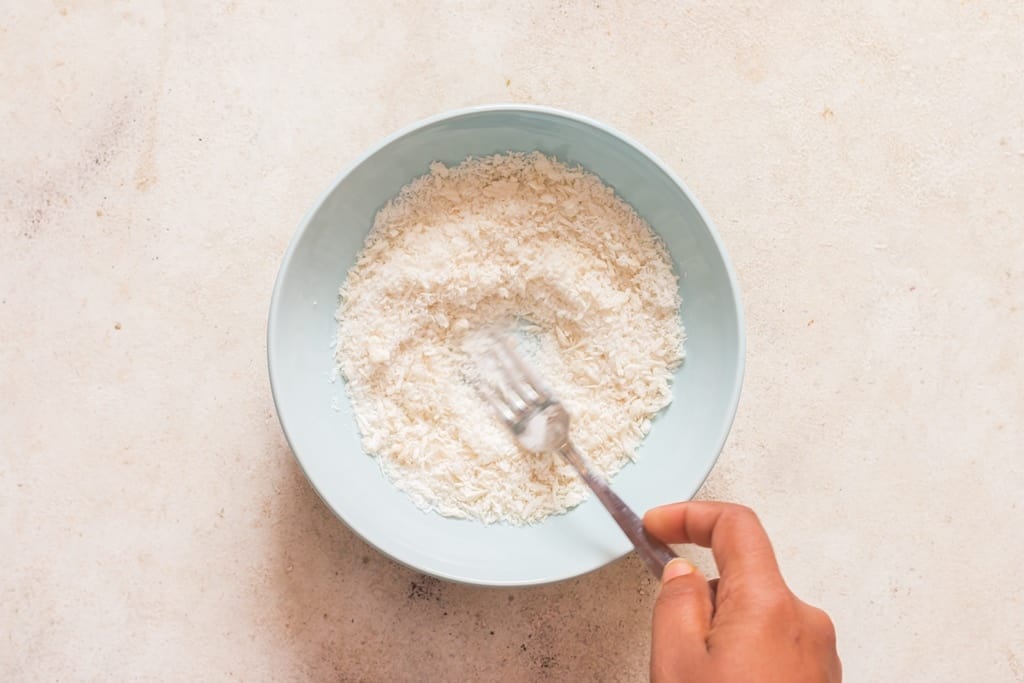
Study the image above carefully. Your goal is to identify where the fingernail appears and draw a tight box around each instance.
[662,558,695,583]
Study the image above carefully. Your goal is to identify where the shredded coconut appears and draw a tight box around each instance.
[335,152,684,524]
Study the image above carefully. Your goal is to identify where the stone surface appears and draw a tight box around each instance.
[2,1,1022,680]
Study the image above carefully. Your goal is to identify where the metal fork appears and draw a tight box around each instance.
[480,337,678,578]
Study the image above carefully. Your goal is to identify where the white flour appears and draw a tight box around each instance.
[335,152,684,524]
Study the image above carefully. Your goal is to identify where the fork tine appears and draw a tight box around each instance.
[488,343,537,406]
[482,346,531,412]
[493,336,549,401]
[476,376,517,425]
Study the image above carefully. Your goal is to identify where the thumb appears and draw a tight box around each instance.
[651,559,713,680]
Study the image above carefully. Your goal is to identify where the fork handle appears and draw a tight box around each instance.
[558,442,678,578]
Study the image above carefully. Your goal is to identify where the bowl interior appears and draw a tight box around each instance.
[268,107,743,586]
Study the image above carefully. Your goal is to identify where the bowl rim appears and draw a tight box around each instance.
[267,103,746,586]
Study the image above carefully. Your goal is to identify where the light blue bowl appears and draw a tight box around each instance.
[268,105,744,586]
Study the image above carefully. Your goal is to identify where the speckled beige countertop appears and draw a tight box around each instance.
[2,2,1023,681]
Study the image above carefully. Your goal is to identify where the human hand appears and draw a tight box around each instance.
[643,502,841,682]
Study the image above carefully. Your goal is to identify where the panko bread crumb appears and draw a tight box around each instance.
[335,153,684,524]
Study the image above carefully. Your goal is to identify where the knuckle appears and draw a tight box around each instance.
[763,591,797,618]
[797,602,837,644]
[732,503,757,517]
[724,503,759,524]
[811,608,838,643]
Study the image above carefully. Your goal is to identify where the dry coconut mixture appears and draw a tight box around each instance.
[335,152,684,524]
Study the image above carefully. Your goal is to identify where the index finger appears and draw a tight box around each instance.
[643,502,785,589]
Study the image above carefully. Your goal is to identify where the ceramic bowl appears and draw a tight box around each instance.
[268,105,744,586]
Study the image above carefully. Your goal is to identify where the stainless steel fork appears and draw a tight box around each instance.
[480,337,678,578]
